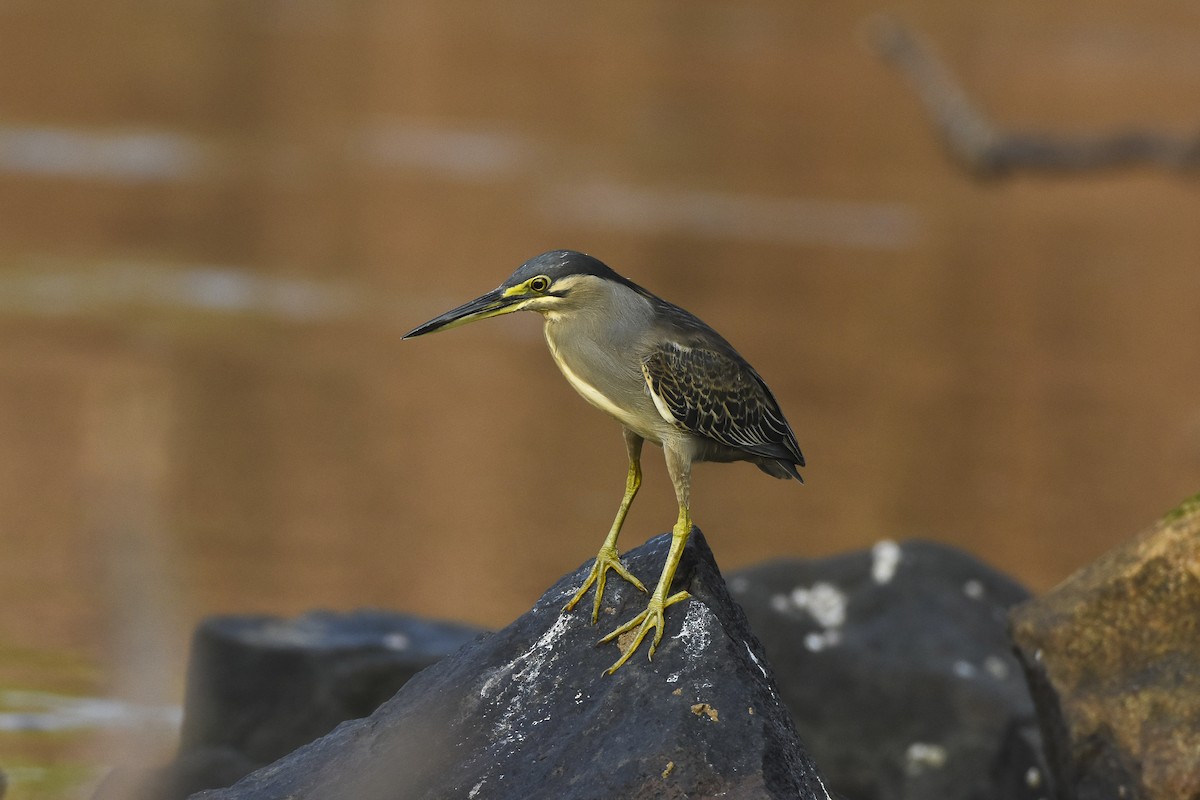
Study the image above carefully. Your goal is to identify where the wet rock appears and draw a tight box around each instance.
[1010,494,1200,800]
[192,528,834,800]
[96,610,485,800]
[730,539,1047,800]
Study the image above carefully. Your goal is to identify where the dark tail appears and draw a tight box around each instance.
[755,458,804,483]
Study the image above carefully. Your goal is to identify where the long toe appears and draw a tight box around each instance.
[602,590,692,674]
[600,608,647,645]
[563,547,646,624]
[562,571,598,615]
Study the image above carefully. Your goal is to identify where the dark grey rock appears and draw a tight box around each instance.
[191,528,834,800]
[730,539,1048,800]
[1010,495,1200,800]
[179,609,487,765]
[95,610,485,800]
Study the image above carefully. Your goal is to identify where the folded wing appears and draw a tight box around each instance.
[641,341,804,471]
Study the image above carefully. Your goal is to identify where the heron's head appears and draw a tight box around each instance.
[403,250,635,338]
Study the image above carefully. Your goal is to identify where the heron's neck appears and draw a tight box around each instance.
[543,284,652,345]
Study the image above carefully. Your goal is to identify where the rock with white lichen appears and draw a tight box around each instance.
[189,528,834,800]
[94,611,486,800]
[1010,494,1200,800]
[730,539,1048,800]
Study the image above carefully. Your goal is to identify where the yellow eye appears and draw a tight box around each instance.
[529,275,551,293]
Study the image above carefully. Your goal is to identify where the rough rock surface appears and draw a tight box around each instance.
[731,539,1048,800]
[192,528,834,800]
[95,610,485,800]
[1010,494,1200,800]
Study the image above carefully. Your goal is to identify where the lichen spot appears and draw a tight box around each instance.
[616,628,639,654]
[382,632,410,650]
[792,582,847,628]
[904,742,948,776]
[984,655,1010,680]
[804,629,841,652]
[691,702,719,723]
[871,539,901,584]
[962,578,985,600]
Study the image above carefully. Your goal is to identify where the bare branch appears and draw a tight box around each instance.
[865,15,1200,176]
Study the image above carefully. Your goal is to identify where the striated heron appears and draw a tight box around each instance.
[404,250,804,673]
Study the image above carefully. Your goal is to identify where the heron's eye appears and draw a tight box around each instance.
[529,275,551,293]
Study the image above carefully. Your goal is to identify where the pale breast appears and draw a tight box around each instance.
[544,321,671,444]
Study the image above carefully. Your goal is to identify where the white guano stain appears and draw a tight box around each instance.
[744,643,769,679]
[676,601,713,661]
[479,614,572,749]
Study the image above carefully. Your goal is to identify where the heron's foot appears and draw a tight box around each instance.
[600,589,691,674]
[562,545,647,624]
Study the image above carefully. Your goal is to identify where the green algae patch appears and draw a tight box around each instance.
[1162,491,1200,525]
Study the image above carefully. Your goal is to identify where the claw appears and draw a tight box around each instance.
[602,590,690,674]
[563,546,646,623]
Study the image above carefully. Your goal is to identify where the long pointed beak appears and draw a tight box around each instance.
[402,287,526,338]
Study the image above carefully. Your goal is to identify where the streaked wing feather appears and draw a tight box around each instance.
[642,343,802,463]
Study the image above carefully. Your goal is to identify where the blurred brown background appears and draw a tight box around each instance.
[1,2,1199,796]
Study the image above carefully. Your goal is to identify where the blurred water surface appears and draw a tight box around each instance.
[2,2,1200,796]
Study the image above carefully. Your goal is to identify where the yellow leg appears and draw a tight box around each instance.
[563,434,647,622]
[601,503,692,674]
